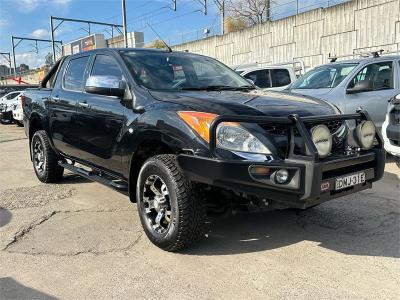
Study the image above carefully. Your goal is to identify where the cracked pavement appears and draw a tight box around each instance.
[0,124,399,299]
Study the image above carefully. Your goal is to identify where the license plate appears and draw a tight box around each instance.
[335,172,365,190]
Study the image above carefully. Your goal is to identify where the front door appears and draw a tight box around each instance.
[343,61,400,130]
[76,54,126,174]
[50,55,90,158]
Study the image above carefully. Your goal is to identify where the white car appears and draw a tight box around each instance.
[382,93,400,166]
[12,94,25,126]
[0,91,23,124]
[235,65,298,91]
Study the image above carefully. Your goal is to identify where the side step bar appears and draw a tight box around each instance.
[58,161,128,191]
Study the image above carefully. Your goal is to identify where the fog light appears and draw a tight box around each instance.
[310,125,332,158]
[275,169,289,184]
[355,120,375,150]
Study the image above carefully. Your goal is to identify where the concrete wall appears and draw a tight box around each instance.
[173,0,400,71]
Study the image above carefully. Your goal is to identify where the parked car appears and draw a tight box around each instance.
[0,84,38,97]
[12,93,25,126]
[287,55,400,131]
[23,48,385,251]
[382,93,400,166]
[0,91,23,124]
[235,65,297,91]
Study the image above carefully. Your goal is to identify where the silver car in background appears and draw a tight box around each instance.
[287,55,400,130]
[382,93,400,165]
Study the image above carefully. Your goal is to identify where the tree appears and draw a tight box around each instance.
[19,63,29,71]
[226,0,274,26]
[145,40,167,49]
[224,16,246,33]
[45,53,54,67]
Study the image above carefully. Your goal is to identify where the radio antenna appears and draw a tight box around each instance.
[147,23,172,52]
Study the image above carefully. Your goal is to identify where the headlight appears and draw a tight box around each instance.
[178,111,271,155]
[310,125,332,158]
[355,120,375,150]
[216,123,271,154]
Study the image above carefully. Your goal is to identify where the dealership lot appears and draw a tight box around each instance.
[0,124,399,299]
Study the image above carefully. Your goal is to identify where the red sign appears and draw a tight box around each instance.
[321,181,330,192]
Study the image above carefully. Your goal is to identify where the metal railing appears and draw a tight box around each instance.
[208,110,382,162]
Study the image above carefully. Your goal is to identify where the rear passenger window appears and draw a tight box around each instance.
[63,56,89,91]
[270,69,291,87]
[91,55,123,79]
[244,70,271,88]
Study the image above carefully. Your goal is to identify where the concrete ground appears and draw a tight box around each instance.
[0,123,399,300]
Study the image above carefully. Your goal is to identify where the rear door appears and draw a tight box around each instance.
[50,54,90,158]
[76,53,126,173]
[343,60,400,129]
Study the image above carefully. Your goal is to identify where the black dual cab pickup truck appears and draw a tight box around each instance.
[23,48,385,251]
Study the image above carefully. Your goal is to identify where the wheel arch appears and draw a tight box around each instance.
[28,115,44,160]
[128,139,176,203]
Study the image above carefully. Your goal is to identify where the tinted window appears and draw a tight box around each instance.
[270,69,291,87]
[91,55,123,79]
[64,56,89,91]
[244,70,271,88]
[349,61,393,90]
[6,92,19,100]
[120,50,250,91]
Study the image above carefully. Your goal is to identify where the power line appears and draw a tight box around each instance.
[133,1,218,32]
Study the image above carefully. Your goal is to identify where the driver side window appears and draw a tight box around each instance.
[349,62,393,91]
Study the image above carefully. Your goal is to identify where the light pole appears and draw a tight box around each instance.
[122,0,128,47]
[214,1,225,35]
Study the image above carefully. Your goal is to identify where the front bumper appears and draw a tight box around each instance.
[12,108,23,122]
[382,117,400,157]
[178,111,385,209]
[178,150,385,208]
[0,110,14,122]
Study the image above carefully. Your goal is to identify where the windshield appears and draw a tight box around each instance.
[291,63,358,89]
[120,50,253,91]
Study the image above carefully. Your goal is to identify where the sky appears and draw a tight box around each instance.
[0,0,348,69]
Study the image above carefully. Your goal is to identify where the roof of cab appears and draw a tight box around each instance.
[66,47,188,57]
[327,55,400,65]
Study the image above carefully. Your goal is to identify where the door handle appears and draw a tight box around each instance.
[51,96,60,102]
[78,101,89,108]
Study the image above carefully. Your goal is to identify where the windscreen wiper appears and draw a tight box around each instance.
[180,85,255,91]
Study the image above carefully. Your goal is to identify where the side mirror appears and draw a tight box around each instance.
[347,80,373,94]
[85,75,126,98]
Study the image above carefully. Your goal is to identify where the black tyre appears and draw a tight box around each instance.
[136,154,206,251]
[31,130,64,183]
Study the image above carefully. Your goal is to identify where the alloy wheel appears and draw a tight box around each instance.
[33,138,45,175]
[142,174,172,234]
